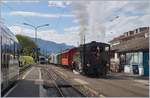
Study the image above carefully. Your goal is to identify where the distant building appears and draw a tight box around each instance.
[109,27,149,76]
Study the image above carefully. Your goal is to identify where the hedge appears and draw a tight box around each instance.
[19,56,35,67]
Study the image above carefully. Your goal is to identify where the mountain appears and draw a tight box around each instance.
[32,38,74,55]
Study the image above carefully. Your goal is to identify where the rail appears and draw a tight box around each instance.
[43,67,85,97]
[46,69,64,97]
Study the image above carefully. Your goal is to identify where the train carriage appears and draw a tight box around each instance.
[56,53,61,65]
[0,24,20,95]
[61,48,77,68]
[49,53,55,64]
[49,53,61,65]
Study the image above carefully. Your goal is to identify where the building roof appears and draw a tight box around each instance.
[109,35,124,43]
[109,27,149,43]
[61,47,77,54]
[111,37,149,52]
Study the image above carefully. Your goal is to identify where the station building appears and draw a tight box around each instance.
[109,27,149,76]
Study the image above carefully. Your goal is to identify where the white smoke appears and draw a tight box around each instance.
[72,1,107,44]
[87,1,106,43]
[72,1,89,45]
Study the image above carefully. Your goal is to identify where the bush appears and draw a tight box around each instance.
[19,56,35,67]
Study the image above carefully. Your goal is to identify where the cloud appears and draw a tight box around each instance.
[1,0,40,3]
[9,25,79,46]
[72,1,150,43]
[72,19,79,24]
[104,0,150,41]
[48,1,72,8]
[9,25,35,37]
[64,26,79,32]
[9,11,74,18]
[105,14,150,42]
[38,30,79,46]
[8,1,150,46]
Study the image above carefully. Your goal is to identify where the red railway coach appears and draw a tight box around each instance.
[61,48,77,67]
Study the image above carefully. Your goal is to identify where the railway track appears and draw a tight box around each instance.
[41,66,85,97]
[46,68,64,97]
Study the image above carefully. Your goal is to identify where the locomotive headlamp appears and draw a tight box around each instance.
[87,64,90,67]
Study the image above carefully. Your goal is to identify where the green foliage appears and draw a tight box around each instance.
[16,34,37,57]
[19,56,35,67]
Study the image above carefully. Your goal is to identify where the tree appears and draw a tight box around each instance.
[16,34,38,57]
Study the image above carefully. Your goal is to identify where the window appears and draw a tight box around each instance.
[136,29,138,33]
[126,52,143,66]
[133,52,138,64]
[10,39,14,56]
[110,52,115,58]
[139,27,147,32]
[105,46,109,51]
[126,53,133,65]
[14,42,18,59]
[129,31,134,35]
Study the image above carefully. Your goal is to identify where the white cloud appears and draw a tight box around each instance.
[9,11,74,18]
[8,1,150,46]
[38,30,79,46]
[105,14,150,42]
[9,25,79,46]
[72,19,79,24]
[72,1,150,43]
[64,26,79,32]
[48,1,72,8]
[9,25,35,37]
[1,0,40,3]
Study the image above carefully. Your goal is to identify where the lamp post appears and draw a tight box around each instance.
[23,23,49,62]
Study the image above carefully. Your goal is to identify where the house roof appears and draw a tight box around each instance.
[109,35,124,43]
[109,27,149,43]
[111,37,149,52]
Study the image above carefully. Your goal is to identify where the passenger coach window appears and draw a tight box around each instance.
[3,36,7,68]
[14,42,16,59]
[10,39,14,58]
[14,42,18,59]
[5,37,10,68]
[1,36,3,68]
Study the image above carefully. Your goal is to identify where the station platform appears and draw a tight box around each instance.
[4,67,42,97]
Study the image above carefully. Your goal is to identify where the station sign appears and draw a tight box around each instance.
[33,48,40,51]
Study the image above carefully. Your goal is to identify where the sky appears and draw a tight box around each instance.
[1,0,150,46]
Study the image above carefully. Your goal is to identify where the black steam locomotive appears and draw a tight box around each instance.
[73,41,110,77]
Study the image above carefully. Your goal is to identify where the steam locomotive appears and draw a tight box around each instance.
[77,41,110,76]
